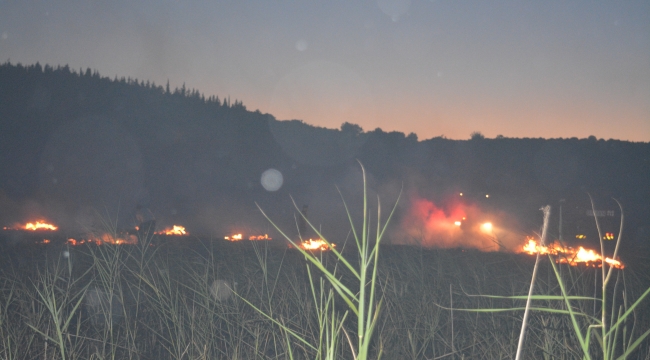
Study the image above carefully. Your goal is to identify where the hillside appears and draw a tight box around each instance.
[1,62,648,248]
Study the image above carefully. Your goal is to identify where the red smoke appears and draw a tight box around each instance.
[393,197,519,251]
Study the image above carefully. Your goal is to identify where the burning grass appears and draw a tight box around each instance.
[156,225,188,236]
[0,241,650,359]
[520,237,624,269]
[3,220,58,231]
[0,240,647,359]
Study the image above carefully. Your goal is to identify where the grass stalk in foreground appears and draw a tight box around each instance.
[515,205,551,360]
[249,162,401,359]
[452,199,650,359]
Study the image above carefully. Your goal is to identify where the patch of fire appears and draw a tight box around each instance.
[66,233,138,246]
[224,233,272,241]
[3,220,58,231]
[519,237,624,269]
[156,225,188,236]
[299,239,335,251]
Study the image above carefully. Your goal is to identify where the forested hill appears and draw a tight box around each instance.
[1,62,649,245]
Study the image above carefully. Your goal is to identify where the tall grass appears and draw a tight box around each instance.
[249,162,401,359]
[0,197,648,358]
[454,199,650,359]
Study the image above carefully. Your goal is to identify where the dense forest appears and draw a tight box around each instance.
[1,62,649,249]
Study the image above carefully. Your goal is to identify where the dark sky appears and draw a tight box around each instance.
[1,0,649,141]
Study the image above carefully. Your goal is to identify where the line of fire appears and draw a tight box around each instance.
[0,194,626,265]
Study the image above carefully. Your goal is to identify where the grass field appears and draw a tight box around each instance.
[0,234,648,359]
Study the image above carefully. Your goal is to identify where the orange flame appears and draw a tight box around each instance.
[299,239,335,251]
[66,233,138,246]
[224,233,272,241]
[157,225,188,236]
[225,233,243,241]
[519,237,623,269]
[3,220,59,231]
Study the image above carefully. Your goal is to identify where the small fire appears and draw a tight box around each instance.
[520,237,624,269]
[66,233,138,246]
[224,233,272,241]
[3,220,58,231]
[225,233,243,241]
[156,225,188,236]
[299,239,335,251]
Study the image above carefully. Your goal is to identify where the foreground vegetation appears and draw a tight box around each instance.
[0,234,648,359]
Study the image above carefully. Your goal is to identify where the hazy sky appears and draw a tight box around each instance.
[2,0,649,141]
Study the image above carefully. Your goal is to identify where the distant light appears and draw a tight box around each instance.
[480,222,493,233]
[462,217,466,220]
[485,194,490,198]
[459,192,463,196]
[454,221,461,226]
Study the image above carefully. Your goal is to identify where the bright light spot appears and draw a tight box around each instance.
[480,222,493,233]
[485,194,490,198]
[225,234,243,241]
[261,169,283,191]
[454,221,461,226]
[459,192,463,196]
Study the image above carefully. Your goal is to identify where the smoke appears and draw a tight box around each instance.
[391,195,524,251]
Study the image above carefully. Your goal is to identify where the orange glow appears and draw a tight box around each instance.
[480,222,493,233]
[3,220,59,231]
[156,225,188,236]
[299,239,335,251]
[395,197,512,250]
[224,232,272,241]
[66,233,138,246]
[224,233,243,241]
[519,237,623,269]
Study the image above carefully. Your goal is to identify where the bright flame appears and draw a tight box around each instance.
[249,234,271,240]
[4,220,59,231]
[157,225,187,236]
[519,237,623,269]
[454,221,461,226]
[225,233,243,241]
[299,239,335,251]
[480,222,493,233]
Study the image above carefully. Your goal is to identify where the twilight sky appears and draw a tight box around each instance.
[1,0,649,141]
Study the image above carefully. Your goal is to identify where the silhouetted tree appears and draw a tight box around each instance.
[341,122,363,136]
[470,131,485,140]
